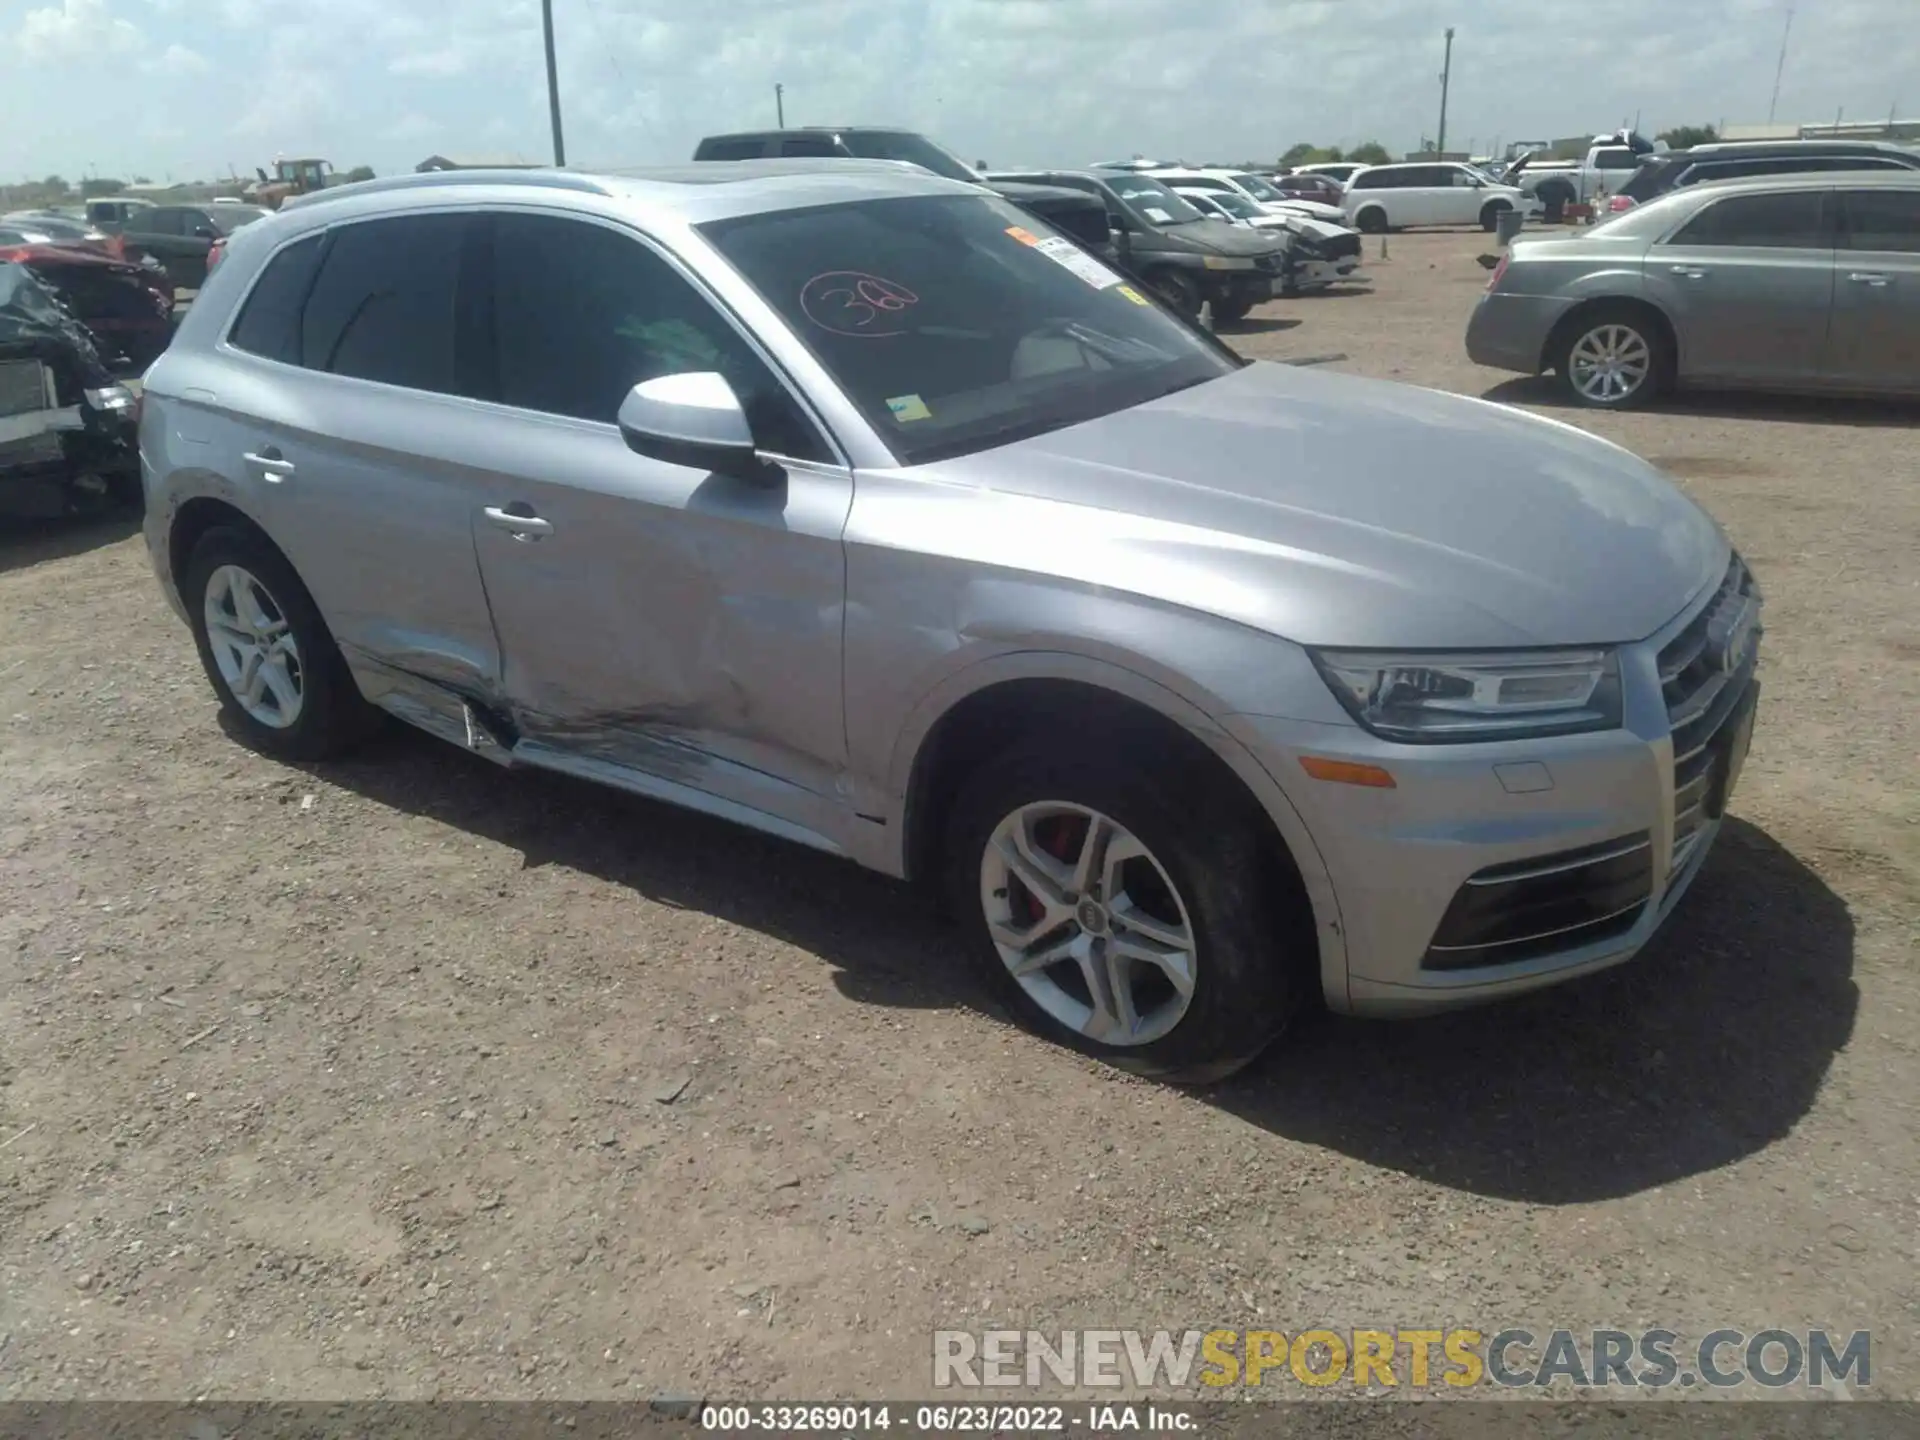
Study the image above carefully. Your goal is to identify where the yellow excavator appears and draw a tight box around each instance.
[247,159,335,210]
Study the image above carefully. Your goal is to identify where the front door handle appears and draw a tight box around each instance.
[242,449,295,482]
[1846,271,1890,287]
[483,505,553,541]
[1669,265,1708,279]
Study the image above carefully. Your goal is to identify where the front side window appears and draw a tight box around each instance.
[701,193,1238,465]
[1450,168,1480,188]
[484,212,827,461]
[145,209,184,236]
[1348,170,1388,190]
[1669,191,1831,248]
[298,213,464,392]
[1232,172,1285,202]
[1103,176,1206,225]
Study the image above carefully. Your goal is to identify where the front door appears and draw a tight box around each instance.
[1826,187,1920,391]
[1645,187,1836,384]
[462,211,853,842]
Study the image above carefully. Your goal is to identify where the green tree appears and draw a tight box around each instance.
[1657,124,1719,150]
[1347,140,1393,165]
[1279,142,1319,167]
[79,178,127,198]
[343,165,376,183]
[41,174,68,195]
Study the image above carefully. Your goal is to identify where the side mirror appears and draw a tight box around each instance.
[617,372,763,479]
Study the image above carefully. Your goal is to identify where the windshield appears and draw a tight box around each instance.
[838,131,980,184]
[1103,176,1205,225]
[701,194,1237,465]
[1232,173,1284,202]
[1201,190,1263,220]
[208,206,269,234]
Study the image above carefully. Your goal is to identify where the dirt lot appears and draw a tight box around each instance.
[2,228,1916,1405]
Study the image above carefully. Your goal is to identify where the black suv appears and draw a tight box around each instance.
[693,127,1114,257]
[1618,139,1920,206]
[987,169,1291,321]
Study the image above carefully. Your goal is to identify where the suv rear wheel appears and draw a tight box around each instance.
[183,526,379,761]
[943,742,1302,1084]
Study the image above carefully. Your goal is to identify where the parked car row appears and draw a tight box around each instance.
[140,159,1765,1081]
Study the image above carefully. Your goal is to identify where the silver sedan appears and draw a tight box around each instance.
[1467,170,1920,407]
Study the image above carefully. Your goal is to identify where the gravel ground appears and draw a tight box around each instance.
[1,228,1916,1406]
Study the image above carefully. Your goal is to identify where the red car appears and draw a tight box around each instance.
[0,242,174,373]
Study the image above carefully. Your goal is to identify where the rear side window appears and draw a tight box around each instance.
[227,234,326,363]
[1593,148,1638,171]
[483,212,828,461]
[697,137,769,161]
[145,209,184,236]
[1842,189,1920,252]
[778,135,843,157]
[298,214,464,392]
[1669,191,1831,248]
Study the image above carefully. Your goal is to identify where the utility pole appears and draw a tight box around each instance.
[1768,5,1794,124]
[541,0,566,166]
[1436,27,1455,158]
[775,83,786,128]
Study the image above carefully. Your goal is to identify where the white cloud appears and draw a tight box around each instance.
[148,41,210,74]
[15,0,141,62]
[390,47,470,78]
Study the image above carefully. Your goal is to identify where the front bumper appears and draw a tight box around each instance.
[1228,557,1760,1017]
[1465,291,1577,374]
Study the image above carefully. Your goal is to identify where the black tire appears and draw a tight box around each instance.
[1479,199,1512,233]
[1354,206,1388,234]
[1550,303,1674,410]
[942,741,1305,1085]
[1211,297,1253,324]
[183,524,380,761]
[1144,268,1201,319]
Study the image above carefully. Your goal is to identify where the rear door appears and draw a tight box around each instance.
[1646,187,1837,384]
[1827,187,1920,390]
[217,214,503,715]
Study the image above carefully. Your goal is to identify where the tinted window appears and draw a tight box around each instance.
[299,214,463,391]
[485,213,827,461]
[1619,160,1680,200]
[143,209,184,236]
[1349,170,1392,190]
[228,234,326,363]
[1843,189,1920,252]
[1670,191,1830,248]
[838,131,979,182]
[1593,148,1639,171]
[778,135,842,157]
[702,193,1238,465]
[698,137,770,161]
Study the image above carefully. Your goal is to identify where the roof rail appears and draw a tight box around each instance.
[282,168,613,211]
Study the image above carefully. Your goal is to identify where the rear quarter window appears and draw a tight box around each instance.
[227,234,327,364]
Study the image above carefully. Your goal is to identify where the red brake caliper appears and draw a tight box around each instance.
[1018,816,1083,924]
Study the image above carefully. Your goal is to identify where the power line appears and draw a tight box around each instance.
[1768,5,1794,125]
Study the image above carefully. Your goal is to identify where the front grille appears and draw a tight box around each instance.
[1659,556,1761,857]
[1323,233,1362,262]
[1422,832,1654,970]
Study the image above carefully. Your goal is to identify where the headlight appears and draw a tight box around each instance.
[1201,255,1257,270]
[1310,648,1622,743]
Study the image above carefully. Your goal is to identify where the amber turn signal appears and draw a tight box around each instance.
[1298,756,1396,788]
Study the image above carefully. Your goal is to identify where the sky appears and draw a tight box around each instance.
[2,0,1916,183]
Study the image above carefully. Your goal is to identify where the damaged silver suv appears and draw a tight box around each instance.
[143,161,1760,1082]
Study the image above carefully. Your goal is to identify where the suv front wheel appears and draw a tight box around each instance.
[943,743,1301,1084]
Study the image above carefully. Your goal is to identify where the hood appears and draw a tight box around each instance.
[923,362,1725,649]
[1271,200,1347,225]
[1149,217,1288,257]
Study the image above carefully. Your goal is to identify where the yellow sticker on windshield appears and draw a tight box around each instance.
[1005,225,1042,246]
[886,393,932,422]
[1116,285,1150,305]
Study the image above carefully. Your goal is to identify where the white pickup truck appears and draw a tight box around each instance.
[1502,133,1663,221]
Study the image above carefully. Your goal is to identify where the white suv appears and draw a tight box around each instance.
[1343,162,1539,233]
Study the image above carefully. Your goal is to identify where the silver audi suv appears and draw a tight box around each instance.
[142,161,1761,1082]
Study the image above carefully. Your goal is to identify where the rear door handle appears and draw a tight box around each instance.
[242,449,295,482]
[1847,272,1890,287]
[1670,265,1708,279]
[483,505,553,541]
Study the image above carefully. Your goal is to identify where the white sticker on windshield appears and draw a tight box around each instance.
[1143,206,1173,224]
[1034,235,1122,290]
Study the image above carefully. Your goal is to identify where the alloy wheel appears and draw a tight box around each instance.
[203,563,304,729]
[1568,323,1651,404]
[979,802,1198,1047]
